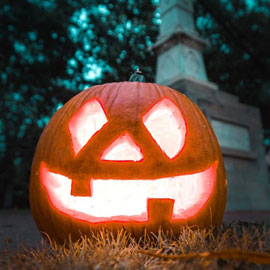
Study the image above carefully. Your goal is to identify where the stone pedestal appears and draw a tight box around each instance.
[152,0,270,211]
[170,77,270,210]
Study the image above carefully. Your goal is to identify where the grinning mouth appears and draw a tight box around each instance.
[40,162,217,223]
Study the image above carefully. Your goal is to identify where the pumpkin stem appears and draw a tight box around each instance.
[129,68,146,82]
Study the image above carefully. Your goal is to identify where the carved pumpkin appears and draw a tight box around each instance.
[30,74,227,243]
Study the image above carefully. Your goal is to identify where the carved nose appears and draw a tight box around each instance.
[100,132,144,161]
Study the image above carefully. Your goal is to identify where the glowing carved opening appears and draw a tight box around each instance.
[40,161,217,223]
[100,132,144,161]
[68,98,108,155]
[142,98,186,159]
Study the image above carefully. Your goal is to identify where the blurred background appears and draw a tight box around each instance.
[0,0,270,209]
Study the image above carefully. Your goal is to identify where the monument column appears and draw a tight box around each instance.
[154,0,217,93]
[152,0,270,213]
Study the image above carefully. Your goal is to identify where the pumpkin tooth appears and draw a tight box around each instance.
[40,161,217,222]
[71,178,92,196]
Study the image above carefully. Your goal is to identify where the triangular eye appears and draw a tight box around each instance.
[69,98,108,155]
[142,98,186,159]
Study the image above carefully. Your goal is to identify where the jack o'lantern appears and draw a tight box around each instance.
[30,71,227,243]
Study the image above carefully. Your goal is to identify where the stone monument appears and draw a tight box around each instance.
[152,0,270,211]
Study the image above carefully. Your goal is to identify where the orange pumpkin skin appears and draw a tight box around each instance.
[30,82,227,243]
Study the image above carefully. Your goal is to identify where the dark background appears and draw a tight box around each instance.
[0,0,269,208]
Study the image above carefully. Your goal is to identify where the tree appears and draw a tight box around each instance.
[0,0,159,208]
[65,0,159,86]
[0,0,79,207]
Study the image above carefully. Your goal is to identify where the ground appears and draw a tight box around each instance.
[0,209,270,253]
[0,209,42,253]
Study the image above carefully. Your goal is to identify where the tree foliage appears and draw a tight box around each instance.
[0,0,158,208]
[0,0,78,207]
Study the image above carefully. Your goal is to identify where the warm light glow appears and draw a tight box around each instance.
[100,132,144,161]
[41,162,217,222]
[68,98,108,155]
[142,98,186,159]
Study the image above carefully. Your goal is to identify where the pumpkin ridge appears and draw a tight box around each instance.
[153,82,164,100]
[100,83,119,113]
[135,82,141,123]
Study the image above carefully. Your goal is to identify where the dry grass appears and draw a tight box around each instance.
[1,222,270,270]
